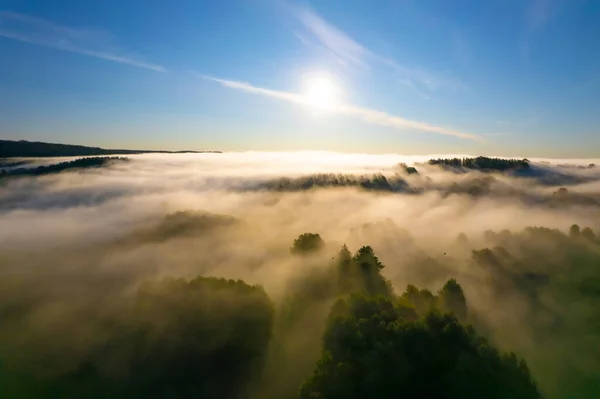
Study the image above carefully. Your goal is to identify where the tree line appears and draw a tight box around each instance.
[0,139,220,158]
[428,156,530,171]
[0,157,128,179]
[258,173,413,193]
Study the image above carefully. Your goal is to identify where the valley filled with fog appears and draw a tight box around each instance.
[1,152,600,398]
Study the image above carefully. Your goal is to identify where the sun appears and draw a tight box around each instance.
[302,73,340,109]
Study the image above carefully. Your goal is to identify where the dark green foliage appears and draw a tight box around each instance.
[550,188,599,207]
[291,233,325,255]
[400,284,436,315]
[569,223,581,237]
[0,157,128,178]
[398,163,419,174]
[327,222,600,398]
[351,246,388,295]
[352,245,384,270]
[264,268,336,399]
[471,225,600,397]
[259,173,412,192]
[398,280,466,321]
[336,245,353,292]
[445,175,502,198]
[300,293,540,399]
[438,278,467,321]
[283,241,392,327]
[0,277,274,399]
[3,222,598,399]
[581,227,596,242]
[128,277,274,398]
[0,140,122,157]
[265,241,395,398]
[246,165,600,208]
[337,246,392,297]
[428,156,530,171]
[131,211,240,242]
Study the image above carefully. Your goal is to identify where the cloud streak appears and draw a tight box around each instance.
[0,11,166,72]
[293,6,467,94]
[522,0,569,63]
[295,7,367,67]
[204,76,480,141]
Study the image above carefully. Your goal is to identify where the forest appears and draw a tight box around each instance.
[0,152,599,398]
[0,157,129,178]
[427,156,531,171]
[1,219,599,398]
[0,229,550,398]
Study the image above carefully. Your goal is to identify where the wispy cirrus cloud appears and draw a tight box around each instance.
[204,76,480,141]
[521,0,569,62]
[380,57,470,93]
[293,30,311,46]
[0,11,166,72]
[295,7,368,67]
[292,5,468,94]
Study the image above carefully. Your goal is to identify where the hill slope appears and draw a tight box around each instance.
[0,140,221,158]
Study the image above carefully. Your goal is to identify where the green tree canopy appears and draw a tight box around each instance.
[438,278,468,321]
[291,233,325,255]
[300,293,540,399]
[0,277,274,399]
[581,227,596,242]
[569,224,581,237]
[428,156,530,171]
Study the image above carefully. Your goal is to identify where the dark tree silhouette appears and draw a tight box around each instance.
[300,293,540,399]
[0,157,128,179]
[581,227,596,242]
[468,224,600,397]
[0,277,274,399]
[0,139,219,158]
[428,156,530,171]
[258,173,412,193]
[438,278,467,321]
[398,163,419,174]
[291,233,325,255]
[569,224,581,238]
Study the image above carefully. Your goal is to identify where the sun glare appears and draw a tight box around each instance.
[302,74,340,109]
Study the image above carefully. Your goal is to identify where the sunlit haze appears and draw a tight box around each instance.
[2,1,600,156]
[302,73,341,109]
[1,2,600,399]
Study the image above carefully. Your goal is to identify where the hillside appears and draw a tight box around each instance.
[0,140,221,158]
[0,157,129,178]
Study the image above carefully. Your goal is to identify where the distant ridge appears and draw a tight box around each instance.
[0,140,221,158]
[426,156,530,171]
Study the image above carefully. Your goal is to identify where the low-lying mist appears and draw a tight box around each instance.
[1,152,599,398]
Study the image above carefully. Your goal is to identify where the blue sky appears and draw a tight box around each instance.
[1,0,599,157]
